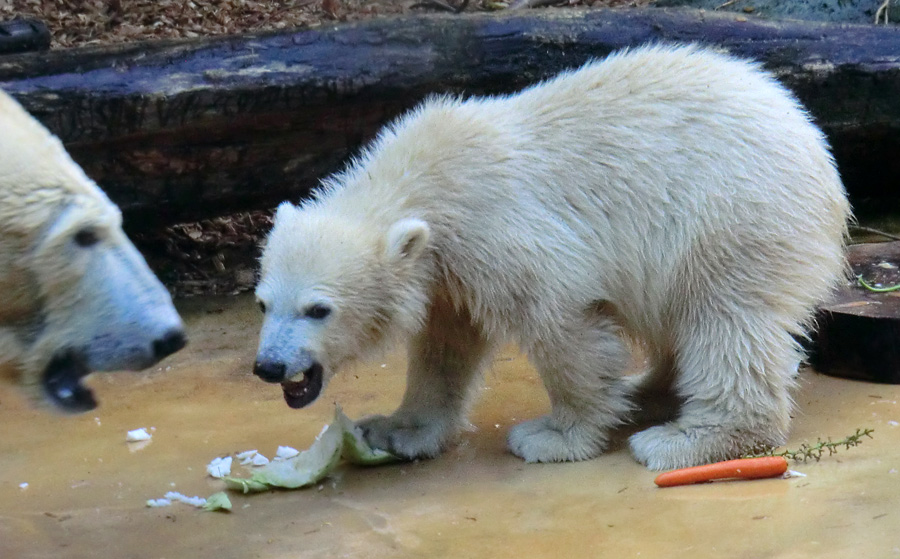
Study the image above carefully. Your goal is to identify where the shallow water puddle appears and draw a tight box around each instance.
[1,294,899,558]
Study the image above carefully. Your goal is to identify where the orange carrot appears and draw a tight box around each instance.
[654,456,789,487]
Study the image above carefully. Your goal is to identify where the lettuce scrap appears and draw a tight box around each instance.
[202,491,232,512]
[223,477,270,494]
[335,407,397,466]
[223,406,398,493]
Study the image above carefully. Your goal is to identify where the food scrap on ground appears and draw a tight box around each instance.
[145,498,171,508]
[655,428,878,487]
[146,493,199,508]
[126,428,152,442]
[144,407,397,508]
[202,492,232,512]
[237,449,270,466]
[206,456,233,478]
[336,408,397,466]
[654,456,790,488]
[224,406,398,494]
[274,446,300,460]
[225,421,342,493]
[163,491,208,507]
[146,491,232,513]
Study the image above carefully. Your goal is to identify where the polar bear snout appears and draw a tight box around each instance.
[253,359,287,383]
[253,355,325,409]
[37,325,185,413]
[152,328,187,361]
[83,320,185,373]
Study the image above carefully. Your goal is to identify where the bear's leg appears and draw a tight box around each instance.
[359,298,496,459]
[628,313,797,470]
[508,314,633,462]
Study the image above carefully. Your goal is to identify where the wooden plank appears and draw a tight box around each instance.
[808,242,900,384]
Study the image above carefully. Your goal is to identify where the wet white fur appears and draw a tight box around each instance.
[0,89,183,404]
[258,44,850,470]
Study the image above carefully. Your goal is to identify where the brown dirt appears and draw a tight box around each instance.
[1,0,647,49]
[131,211,274,299]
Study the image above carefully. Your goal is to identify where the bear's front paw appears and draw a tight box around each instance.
[358,413,452,460]
[507,416,606,463]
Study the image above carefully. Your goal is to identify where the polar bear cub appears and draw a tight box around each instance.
[254,44,850,470]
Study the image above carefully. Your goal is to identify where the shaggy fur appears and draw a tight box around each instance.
[0,89,184,411]
[256,44,850,470]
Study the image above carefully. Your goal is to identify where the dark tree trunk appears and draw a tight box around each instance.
[1,8,899,229]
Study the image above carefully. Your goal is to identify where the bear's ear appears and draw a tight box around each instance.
[386,218,430,263]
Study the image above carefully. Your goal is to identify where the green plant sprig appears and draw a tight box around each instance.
[746,428,874,463]
[857,275,900,293]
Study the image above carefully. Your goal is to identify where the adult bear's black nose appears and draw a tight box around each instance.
[254,360,286,383]
[152,329,187,360]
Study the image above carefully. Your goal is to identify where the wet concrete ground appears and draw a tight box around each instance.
[1,294,899,559]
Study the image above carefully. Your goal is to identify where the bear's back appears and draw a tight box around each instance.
[431,45,849,342]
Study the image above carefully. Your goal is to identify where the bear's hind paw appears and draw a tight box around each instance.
[507,416,606,463]
[628,422,781,471]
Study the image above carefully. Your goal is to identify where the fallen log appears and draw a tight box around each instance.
[808,242,900,384]
[1,8,899,229]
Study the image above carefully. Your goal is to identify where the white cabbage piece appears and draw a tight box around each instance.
[145,498,172,508]
[206,456,233,478]
[274,446,300,461]
[335,407,397,466]
[223,406,398,494]
[126,428,152,442]
[202,491,232,512]
[164,491,207,507]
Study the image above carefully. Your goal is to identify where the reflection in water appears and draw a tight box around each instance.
[1,294,898,559]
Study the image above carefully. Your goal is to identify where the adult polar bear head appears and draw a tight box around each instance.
[0,89,186,413]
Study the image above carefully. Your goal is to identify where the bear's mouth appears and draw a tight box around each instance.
[281,363,324,409]
[42,350,97,413]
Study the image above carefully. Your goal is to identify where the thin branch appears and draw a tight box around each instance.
[715,0,740,10]
[747,428,875,462]
[857,274,900,292]
[850,225,900,242]
[876,0,892,24]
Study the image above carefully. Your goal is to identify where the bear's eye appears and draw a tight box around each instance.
[258,300,267,314]
[73,228,99,248]
[304,304,332,320]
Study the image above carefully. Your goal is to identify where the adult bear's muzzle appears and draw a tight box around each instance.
[42,350,95,413]
[43,326,186,413]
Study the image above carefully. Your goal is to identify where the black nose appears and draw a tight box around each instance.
[254,360,286,383]
[152,329,187,360]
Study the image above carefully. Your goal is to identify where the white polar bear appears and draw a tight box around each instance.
[254,44,850,470]
[0,89,186,412]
